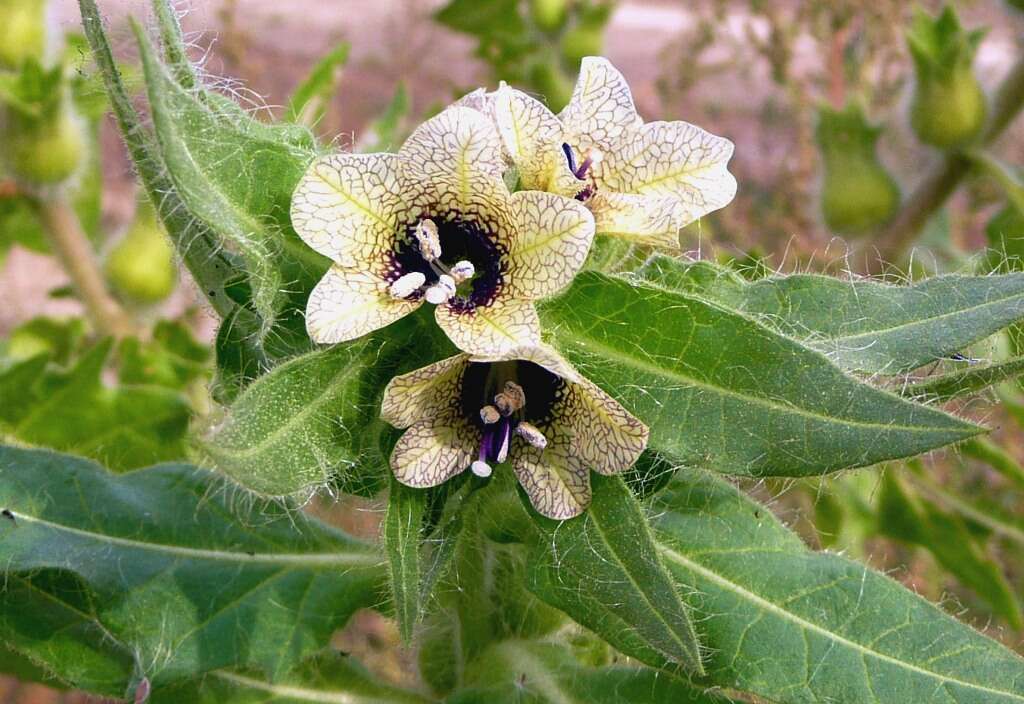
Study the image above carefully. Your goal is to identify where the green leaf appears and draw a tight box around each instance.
[286,42,350,128]
[960,436,1024,491]
[3,340,190,470]
[360,82,410,153]
[902,356,1024,401]
[195,341,382,496]
[383,474,427,644]
[651,470,1024,703]
[526,474,704,676]
[118,319,211,389]
[640,257,1024,373]
[449,640,729,704]
[133,20,316,335]
[80,0,241,320]
[543,272,981,477]
[151,652,431,703]
[878,469,1023,629]
[0,445,385,692]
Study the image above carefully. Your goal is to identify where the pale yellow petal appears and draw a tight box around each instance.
[494,87,579,196]
[512,431,591,520]
[589,191,689,248]
[305,265,420,344]
[504,191,595,299]
[435,297,541,356]
[598,121,737,222]
[398,106,508,217]
[381,354,470,429]
[470,343,582,384]
[290,153,405,268]
[560,377,648,476]
[559,57,641,151]
[390,411,475,488]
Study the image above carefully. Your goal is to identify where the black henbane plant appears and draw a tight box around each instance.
[1,1,1023,702]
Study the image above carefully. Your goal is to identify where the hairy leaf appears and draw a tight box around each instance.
[903,356,1024,400]
[960,437,1024,491]
[383,475,427,644]
[652,471,1024,703]
[640,257,1024,373]
[450,641,729,704]
[543,272,981,477]
[195,342,382,496]
[526,474,704,675]
[151,652,430,703]
[0,446,385,691]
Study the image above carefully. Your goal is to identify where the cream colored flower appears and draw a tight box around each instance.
[381,345,649,520]
[477,56,736,249]
[290,106,596,355]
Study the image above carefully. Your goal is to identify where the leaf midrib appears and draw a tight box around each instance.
[552,328,977,436]
[657,544,1024,702]
[7,512,381,567]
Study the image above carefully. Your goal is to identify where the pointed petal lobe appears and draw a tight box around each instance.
[559,57,641,151]
[589,191,689,248]
[435,297,541,356]
[391,412,475,488]
[513,432,592,519]
[504,191,595,299]
[381,354,470,428]
[494,87,579,196]
[291,153,405,267]
[306,265,420,344]
[599,121,737,222]
[561,378,649,476]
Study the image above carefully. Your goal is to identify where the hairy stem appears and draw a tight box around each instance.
[33,195,136,338]
[866,54,1024,275]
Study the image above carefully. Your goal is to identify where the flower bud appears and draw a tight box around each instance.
[0,0,46,70]
[816,103,900,236]
[105,201,177,304]
[906,6,987,149]
[530,0,568,33]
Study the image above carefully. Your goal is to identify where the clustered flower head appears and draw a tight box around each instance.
[291,57,737,518]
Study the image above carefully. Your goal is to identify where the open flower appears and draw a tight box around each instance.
[381,345,648,520]
[472,57,736,249]
[291,106,595,355]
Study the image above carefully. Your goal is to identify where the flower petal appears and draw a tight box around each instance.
[561,377,649,476]
[504,191,595,299]
[435,297,541,356]
[512,431,591,519]
[391,411,475,488]
[494,86,579,196]
[306,265,420,344]
[381,353,470,429]
[398,106,508,216]
[470,343,582,384]
[290,153,405,268]
[598,121,737,223]
[559,57,641,151]
[589,191,689,248]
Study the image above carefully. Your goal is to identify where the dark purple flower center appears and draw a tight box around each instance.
[461,360,563,466]
[387,214,505,312]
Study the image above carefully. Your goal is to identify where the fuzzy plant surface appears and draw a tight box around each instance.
[1,1,1024,702]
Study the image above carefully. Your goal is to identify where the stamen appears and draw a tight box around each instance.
[574,148,603,180]
[515,421,547,449]
[471,460,492,477]
[414,218,442,261]
[494,381,526,416]
[451,260,475,284]
[495,421,512,463]
[388,271,426,299]
[480,405,500,424]
[424,275,456,305]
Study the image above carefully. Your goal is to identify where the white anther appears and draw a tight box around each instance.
[515,422,547,450]
[438,274,456,294]
[471,460,493,478]
[451,260,475,283]
[424,275,456,305]
[480,405,500,424]
[414,219,441,261]
[388,272,426,299]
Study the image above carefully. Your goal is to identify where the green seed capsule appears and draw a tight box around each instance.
[816,103,901,236]
[5,109,85,185]
[530,0,568,33]
[0,0,46,69]
[105,203,177,304]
